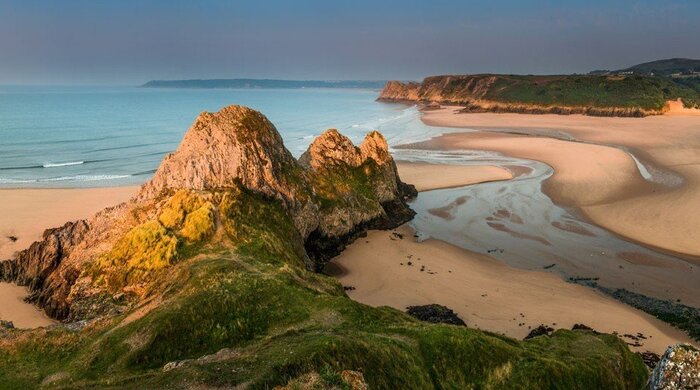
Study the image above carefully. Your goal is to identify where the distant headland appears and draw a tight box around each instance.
[379,58,700,117]
[141,79,387,89]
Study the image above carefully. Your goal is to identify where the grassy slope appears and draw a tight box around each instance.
[416,74,700,111]
[0,188,649,389]
[486,75,700,110]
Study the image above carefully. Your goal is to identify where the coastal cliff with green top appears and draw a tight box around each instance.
[379,72,700,117]
[0,105,648,388]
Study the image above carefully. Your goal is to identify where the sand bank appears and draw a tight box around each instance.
[420,107,700,259]
[0,187,137,259]
[396,161,512,191]
[329,225,694,354]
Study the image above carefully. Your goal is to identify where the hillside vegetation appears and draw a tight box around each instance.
[379,73,700,116]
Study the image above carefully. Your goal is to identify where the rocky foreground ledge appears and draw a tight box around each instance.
[0,105,653,388]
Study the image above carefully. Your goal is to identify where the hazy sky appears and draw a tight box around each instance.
[0,0,698,85]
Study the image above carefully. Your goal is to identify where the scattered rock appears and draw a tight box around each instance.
[637,351,661,370]
[543,263,556,269]
[594,287,700,342]
[568,276,600,282]
[524,325,554,340]
[648,344,699,389]
[343,286,356,291]
[6,235,18,242]
[571,323,597,333]
[0,320,14,329]
[406,304,466,326]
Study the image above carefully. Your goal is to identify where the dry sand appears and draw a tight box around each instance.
[329,225,694,354]
[0,186,137,259]
[396,161,512,191]
[421,106,700,259]
[0,186,137,328]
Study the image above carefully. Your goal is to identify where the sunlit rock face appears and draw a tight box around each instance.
[0,105,415,320]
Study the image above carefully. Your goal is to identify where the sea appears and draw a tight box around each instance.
[0,86,444,188]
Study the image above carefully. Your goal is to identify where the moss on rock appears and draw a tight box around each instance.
[93,220,179,290]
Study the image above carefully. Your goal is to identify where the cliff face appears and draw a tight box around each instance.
[378,74,698,117]
[0,105,415,320]
[377,80,421,102]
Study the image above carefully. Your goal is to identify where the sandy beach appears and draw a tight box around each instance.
[0,283,55,328]
[420,106,700,260]
[328,160,697,353]
[329,224,694,354]
[395,161,512,191]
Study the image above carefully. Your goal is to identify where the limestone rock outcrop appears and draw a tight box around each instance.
[0,105,416,320]
[377,80,421,102]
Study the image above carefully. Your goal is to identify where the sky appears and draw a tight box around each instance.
[0,0,698,85]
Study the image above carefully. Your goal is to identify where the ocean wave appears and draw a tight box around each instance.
[0,174,132,184]
[43,161,85,168]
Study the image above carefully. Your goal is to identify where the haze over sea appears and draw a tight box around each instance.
[0,86,434,187]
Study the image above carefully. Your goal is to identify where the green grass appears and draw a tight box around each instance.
[426,74,700,111]
[0,187,649,389]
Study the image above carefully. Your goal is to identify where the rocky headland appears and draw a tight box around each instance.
[0,105,651,388]
[378,74,700,117]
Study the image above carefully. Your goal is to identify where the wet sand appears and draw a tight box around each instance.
[330,224,694,354]
[0,187,137,259]
[421,106,700,259]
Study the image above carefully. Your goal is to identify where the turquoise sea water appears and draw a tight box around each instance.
[0,86,429,187]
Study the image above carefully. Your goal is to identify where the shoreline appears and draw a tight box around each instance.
[419,106,700,260]
[329,223,695,354]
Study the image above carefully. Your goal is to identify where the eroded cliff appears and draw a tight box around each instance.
[378,74,700,117]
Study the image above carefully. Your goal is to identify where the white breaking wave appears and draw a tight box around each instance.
[43,161,85,168]
[0,174,131,184]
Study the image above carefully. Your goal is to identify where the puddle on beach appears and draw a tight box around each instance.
[393,148,700,307]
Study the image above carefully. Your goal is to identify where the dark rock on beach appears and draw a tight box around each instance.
[524,325,555,340]
[406,304,466,326]
[637,351,661,370]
